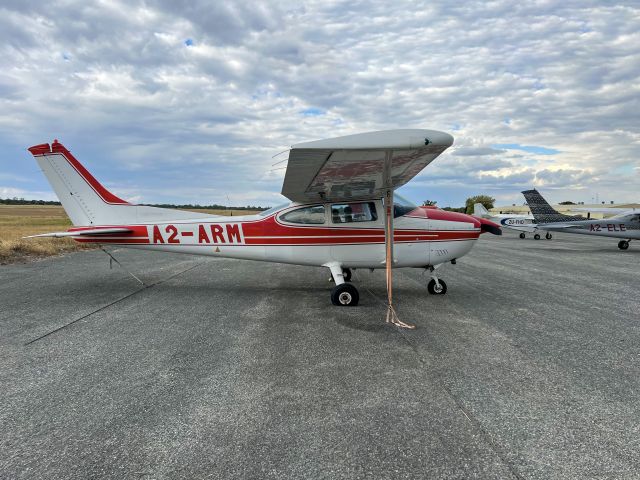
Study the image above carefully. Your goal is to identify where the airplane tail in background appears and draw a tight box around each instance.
[521,189,584,224]
[28,140,216,226]
[473,203,490,217]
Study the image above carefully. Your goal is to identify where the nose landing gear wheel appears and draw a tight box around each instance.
[534,233,541,240]
[545,233,552,240]
[427,278,447,295]
[331,283,359,306]
[519,232,526,239]
[618,240,630,250]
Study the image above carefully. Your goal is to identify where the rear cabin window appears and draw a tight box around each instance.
[280,205,326,224]
[331,202,378,223]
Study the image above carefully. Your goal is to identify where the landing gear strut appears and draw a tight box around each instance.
[329,267,352,282]
[342,268,352,282]
[618,240,630,250]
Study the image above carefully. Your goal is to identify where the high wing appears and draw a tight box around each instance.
[571,207,637,215]
[612,213,640,222]
[281,129,454,203]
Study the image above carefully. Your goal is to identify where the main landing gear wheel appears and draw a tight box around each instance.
[427,278,447,295]
[534,233,541,240]
[618,240,630,250]
[519,232,526,239]
[545,233,552,240]
[331,283,359,306]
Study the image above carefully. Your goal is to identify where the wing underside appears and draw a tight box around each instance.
[281,129,453,203]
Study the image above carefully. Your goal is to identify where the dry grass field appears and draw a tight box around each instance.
[0,205,263,264]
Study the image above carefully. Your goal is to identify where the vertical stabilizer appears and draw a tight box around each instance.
[28,141,129,225]
[521,189,584,224]
[28,140,217,226]
[473,203,490,218]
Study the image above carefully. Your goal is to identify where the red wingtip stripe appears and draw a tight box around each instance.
[28,143,52,155]
[28,139,130,205]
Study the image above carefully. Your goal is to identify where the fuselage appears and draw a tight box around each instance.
[70,200,487,269]
[487,214,537,233]
[538,216,640,240]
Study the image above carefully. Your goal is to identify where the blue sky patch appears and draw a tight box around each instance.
[493,143,560,155]
[300,107,325,116]
[184,38,194,46]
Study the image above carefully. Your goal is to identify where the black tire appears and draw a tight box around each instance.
[427,278,447,295]
[331,283,359,306]
[534,234,541,240]
[618,240,629,250]
[519,232,526,239]
[343,268,352,282]
[545,233,552,240]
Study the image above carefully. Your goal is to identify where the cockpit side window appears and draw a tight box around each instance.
[331,202,378,223]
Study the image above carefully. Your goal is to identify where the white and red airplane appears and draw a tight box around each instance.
[27,129,500,327]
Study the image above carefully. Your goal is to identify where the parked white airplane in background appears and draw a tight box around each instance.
[472,203,546,239]
[570,206,639,218]
[26,129,501,328]
[522,189,640,250]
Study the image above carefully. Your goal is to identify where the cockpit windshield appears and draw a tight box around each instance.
[258,203,290,216]
[383,193,419,218]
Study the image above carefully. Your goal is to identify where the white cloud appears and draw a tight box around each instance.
[0,0,639,207]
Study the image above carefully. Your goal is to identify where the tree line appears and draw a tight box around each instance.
[0,197,267,211]
[423,195,496,214]
[423,196,579,213]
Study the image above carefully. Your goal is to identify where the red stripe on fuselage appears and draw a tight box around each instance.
[67,215,480,246]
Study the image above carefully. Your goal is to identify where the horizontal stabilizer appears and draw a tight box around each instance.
[538,224,582,230]
[24,227,134,239]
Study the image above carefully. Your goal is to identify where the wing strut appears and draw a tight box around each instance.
[383,151,415,329]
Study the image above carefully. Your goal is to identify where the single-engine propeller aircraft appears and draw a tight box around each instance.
[27,129,500,327]
[472,203,543,239]
[522,189,640,250]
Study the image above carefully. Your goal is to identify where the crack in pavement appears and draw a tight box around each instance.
[24,261,208,346]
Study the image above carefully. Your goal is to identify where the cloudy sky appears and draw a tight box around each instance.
[1,1,639,208]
